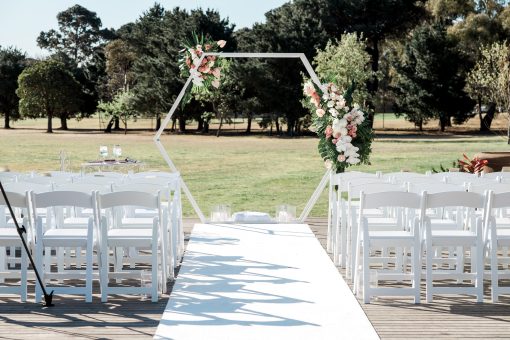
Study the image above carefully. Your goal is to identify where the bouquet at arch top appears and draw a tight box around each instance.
[303,80,373,173]
[179,32,227,90]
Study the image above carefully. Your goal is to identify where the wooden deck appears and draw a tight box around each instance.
[1,218,510,339]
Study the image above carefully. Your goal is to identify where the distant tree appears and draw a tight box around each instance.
[37,4,114,65]
[392,23,475,131]
[96,90,136,134]
[17,60,83,133]
[314,33,375,108]
[0,46,26,128]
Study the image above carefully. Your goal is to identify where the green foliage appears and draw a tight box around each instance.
[17,60,83,133]
[392,23,475,131]
[314,33,375,107]
[37,4,114,65]
[96,90,136,133]
[0,46,26,128]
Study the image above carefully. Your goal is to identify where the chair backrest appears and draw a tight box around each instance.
[348,182,405,199]
[330,171,379,186]
[408,181,465,194]
[73,176,121,186]
[3,182,52,194]
[382,171,427,183]
[54,182,112,194]
[23,176,71,186]
[0,190,29,208]
[424,191,485,209]
[32,191,96,209]
[0,172,18,183]
[482,171,510,179]
[112,182,168,196]
[123,176,180,191]
[360,191,422,210]
[49,171,78,179]
[468,182,510,194]
[488,191,510,210]
[98,191,160,210]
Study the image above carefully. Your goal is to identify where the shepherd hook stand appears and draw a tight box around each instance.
[0,181,54,307]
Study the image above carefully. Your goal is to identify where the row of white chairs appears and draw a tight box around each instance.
[0,171,183,302]
[327,171,510,304]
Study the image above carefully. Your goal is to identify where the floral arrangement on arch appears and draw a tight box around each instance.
[303,80,373,173]
[179,32,226,90]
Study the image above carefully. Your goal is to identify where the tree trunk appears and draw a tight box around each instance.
[114,117,121,130]
[216,114,223,137]
[246,115,252,134]
[155,114,161,131]
[203,120,209,133]
[481,102,496,132]
[4,112,10,129]
[47,114,53,133]
[439,114,448,132]
[417,119,423,131]
[60,115,68,130]
[275,117,280,135]
[178,118,186,133]
[197,117,204,132]
[171,118,176,132]
[366,37,380,128]
[104,117,114,133]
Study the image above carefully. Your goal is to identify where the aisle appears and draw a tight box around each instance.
[155,223,379,340]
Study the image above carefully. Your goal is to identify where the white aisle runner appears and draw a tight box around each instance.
[155,223,379,340]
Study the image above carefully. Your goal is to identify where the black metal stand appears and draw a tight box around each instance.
[0,181,54,307]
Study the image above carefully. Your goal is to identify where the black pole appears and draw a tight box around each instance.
[0,181,54,307]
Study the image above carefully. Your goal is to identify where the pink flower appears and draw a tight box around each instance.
[217,40,227,48]
[212,79,220,88]
[316,108,325,117]
[201,58,208,66]
[325,126,333,139]
[212,68,221,78]
[304,82,315,96]
[338,154,346,162]
[310,93,321,108]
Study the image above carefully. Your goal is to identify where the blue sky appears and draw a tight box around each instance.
[0,0,289,58]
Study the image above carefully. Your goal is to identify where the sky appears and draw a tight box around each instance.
[0,0,289,58]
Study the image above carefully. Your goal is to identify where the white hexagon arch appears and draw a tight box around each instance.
[153,52,332,223]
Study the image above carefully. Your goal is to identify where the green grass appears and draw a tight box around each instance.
[1,118,509,217]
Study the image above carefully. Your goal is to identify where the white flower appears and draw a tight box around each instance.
[327,101,335,108]
[332,119,342,134]
[340,127,348,136]
[340,135,352,143]
[324,159,333,169]
[347,157,360,164]
[338,118,347,128]
[329,108,339,117]
[322,93,330,100]
[336,143,347,152]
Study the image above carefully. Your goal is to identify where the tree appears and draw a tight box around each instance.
[37,4,114,65]
[0,46,26,128]
[327,0,428,124]
[96,90,136,134]
[17,60,83,133]
[392,23,475,131]
[314,33,375,108]
[468,41,510,143]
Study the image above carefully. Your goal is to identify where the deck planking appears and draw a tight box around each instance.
[0,218,510,339]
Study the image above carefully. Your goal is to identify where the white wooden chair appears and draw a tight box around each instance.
[0,190,29,302]
[31,191,98,302]
[485,191,510,302]
[329,173,383,268]
[97,191,166,302]
[345,181,406,279]
[423,191,486,303]
[355,191,423,303]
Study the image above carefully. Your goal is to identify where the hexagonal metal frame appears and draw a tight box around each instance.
[154,53,332,223]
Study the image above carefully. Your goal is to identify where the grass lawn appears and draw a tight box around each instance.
[1,117,510,217]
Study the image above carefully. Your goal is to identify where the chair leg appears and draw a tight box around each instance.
[151,240,158,302]
[0,247,5,284]
[491,243,499,303]
[85,243,93,302]
[20,246,27,302]
[100,244,109,303]
[426,243,433,303]
[413,242,421,304]
[363,240,370,304]
[476,240,484,303]
[35,242,44,303]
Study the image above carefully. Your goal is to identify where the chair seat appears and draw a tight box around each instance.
[43,229,89,247]
[63,217,90,227]
[0,228,23,246]
[429,230,478,246]
[429,219,460,229]
[121,217,154,227]
[367,230,415,246]
[107,228,153,247]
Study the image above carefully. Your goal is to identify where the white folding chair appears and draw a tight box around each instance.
[31,191,98,302]
[423,191,486,302]
[0,190,29,302]
[97,191,166,302]
[345,181,405,279]
[485,191,510,302]
[355,191,423,303]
